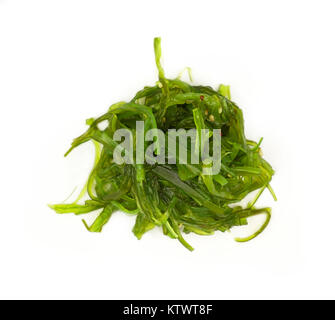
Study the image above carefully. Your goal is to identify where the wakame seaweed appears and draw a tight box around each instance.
[49,38,276,251]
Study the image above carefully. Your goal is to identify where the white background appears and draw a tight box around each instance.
[0,0,334,300]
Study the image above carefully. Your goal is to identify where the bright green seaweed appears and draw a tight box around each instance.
[49,38,276,251]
